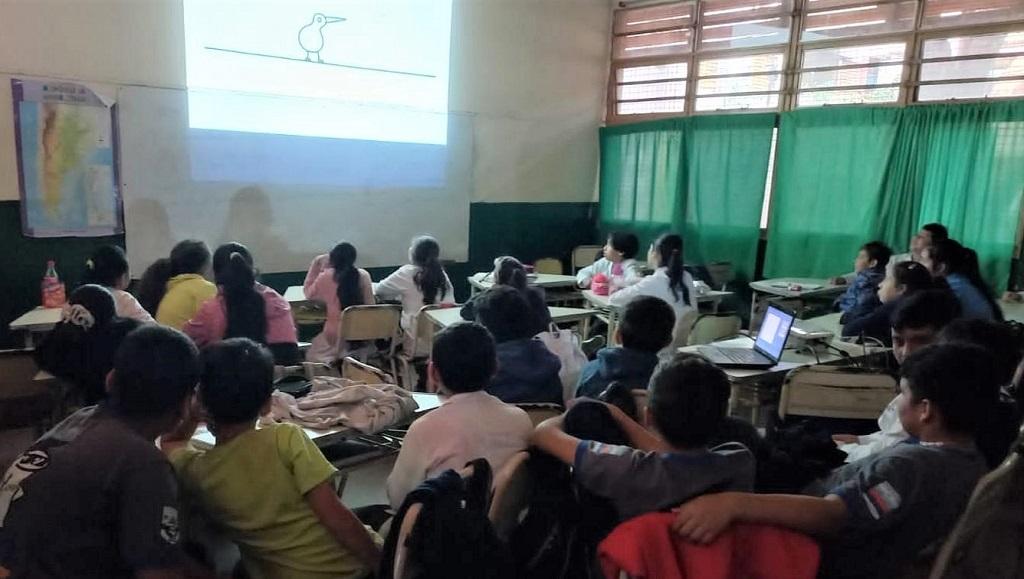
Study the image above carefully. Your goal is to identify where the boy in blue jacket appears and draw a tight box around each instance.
[836,241,892,324]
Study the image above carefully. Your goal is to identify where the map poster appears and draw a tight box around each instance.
[12,78,123,237]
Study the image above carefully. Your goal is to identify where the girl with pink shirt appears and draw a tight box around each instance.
[184,243,299,364]
[303,242,375,363]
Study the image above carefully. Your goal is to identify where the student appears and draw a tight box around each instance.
[374,235,455,354]
[0,325,202,578]
[34,284,143,404]
[841,261,933,344]
[835,241,892,323]
[576,295,675,398]
[833,289,960,462]
[461,256,552,336]
[386,323,532,509]
[608,234,697,319]
[161,338,381,578]
[82,244,154,323]
[474,286,563,404]
[833,223,948,285]
[576,232,643,289]
[138,239,217,329]
[672,343,996,579]
[184,243,298,364]
[303,241,375,363]
[921,238,1002,321]
[532,353,754,522]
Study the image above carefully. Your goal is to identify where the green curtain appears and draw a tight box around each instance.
[599,114,776,283]
[766,100,1024,289]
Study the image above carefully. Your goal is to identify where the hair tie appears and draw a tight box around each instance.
[85,259,94,270]
[61,304,96,330]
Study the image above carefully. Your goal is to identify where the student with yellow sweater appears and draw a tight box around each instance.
[137,240,217,329]
[161,338,382,579]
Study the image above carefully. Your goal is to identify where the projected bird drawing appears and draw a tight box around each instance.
[299,13,345,63]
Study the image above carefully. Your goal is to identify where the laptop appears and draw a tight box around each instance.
[698,305,795,369]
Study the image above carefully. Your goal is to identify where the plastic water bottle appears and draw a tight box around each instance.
[41,260,66,308]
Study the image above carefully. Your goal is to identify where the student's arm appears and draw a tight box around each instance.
[304,255,328,298]
[576,260,601,288]
[604,403,671,453]
[181,300,218,347]
[374,266,408,299]
[386,419,431,510]
[608,275,647,307]
[621,260,644,285]
[120,292,156,323]
[305,481,382,571]
[672,492,848,545]
[529,415,580,465]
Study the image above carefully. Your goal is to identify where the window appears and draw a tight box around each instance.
[607,0,1024,122]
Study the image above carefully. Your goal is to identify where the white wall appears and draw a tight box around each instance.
[0,0,610,203]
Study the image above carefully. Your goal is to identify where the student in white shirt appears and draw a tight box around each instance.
[386,322,532,509]
[374,235,455,355]
[609,233,697,319]
[82,245,155,323]
[576,232,644,289]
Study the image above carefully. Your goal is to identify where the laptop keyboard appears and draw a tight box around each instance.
[707,347,766,364]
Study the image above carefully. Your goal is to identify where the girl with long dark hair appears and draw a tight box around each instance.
[376,235,455,354]
[460,256,552,335]
[921,239,1002,321]
[303,241,375,362]
[609,233,697,318]
[184,243,298,364]
[82,245,153,322]
[137,239,216,328]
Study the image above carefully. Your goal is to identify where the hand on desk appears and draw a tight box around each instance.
[829,277,848,286]
[831,434,858,445]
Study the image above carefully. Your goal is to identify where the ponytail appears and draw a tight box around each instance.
[82,245,129,288]
[213,243,266,343]
[137,239,211,315]
[411,236,445,304]
[493,256,528,291]
[654,234,689,304]
[330,242,364,308]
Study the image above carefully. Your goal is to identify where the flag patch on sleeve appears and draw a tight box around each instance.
[862,481,902,520]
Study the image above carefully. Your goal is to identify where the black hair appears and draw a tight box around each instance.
[900,343,999,435]
[890,261,933,294]
[213,243,267,344]
[137,239,211,314]
[939,319,1023,387]
[411,236,446,305]
[608,231,640,260]
[109,325,200,419]
[431,322,497,393]
[494,256,528,291]
[34,285,132,404]
[861,241,893,272]
[892,289,961,332]
[199,338,275,424]
[653,234,689,303]
[473,285,534,343]
[619,296,676,353]
[82,245,129,288]
[330,242,365,309]
[647,353,731,448]
[921,223,949,243]
[926,239,1003,321]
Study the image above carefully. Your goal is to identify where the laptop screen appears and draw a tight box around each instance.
[754,305,795,362]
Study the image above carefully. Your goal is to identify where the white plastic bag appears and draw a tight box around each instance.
[535,324,588,405]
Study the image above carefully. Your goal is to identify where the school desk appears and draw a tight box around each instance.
[581,289,735,345]
[467,272,579,295]
[8,307,62,349]
[424,305,595,332]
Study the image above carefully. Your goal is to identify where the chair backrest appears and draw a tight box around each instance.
[670,309,701,350]
[488,451,533,541]
[341,356,394,384]
[706,261,735,290]
[392,502,423,579]
[778,365,897,421]
[533,257,564,275]
[338,304,403,343]
[929,427,1024,579]
[572,245,604,272]
[408,303,456,360]
[686,314,742,346]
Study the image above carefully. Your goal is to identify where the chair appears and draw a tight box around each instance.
[928,426,1024,579]
[397,303,455,390]
[341,356,394,384]
[392,502,423,579]
[669,309,701,350]
[488,451,533,541]
[706,261,735,290]
[533,257,563,275]
[686,314,742,346]
[777,365,896,422]
[572,244,603,273]
[337,304,403,379]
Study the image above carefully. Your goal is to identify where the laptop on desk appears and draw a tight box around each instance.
[698,305,795,369]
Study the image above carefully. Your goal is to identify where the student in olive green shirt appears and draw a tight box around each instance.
[161,338,381,579]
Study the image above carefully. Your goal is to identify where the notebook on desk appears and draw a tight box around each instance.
[698,305,795,369]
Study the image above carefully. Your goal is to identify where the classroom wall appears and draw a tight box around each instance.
[0,0,608,347]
